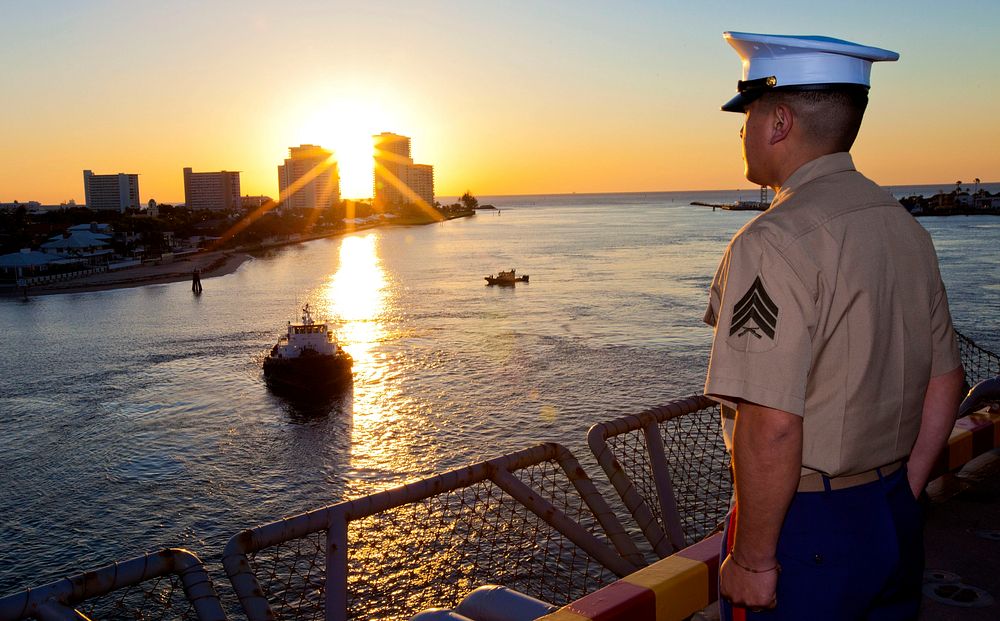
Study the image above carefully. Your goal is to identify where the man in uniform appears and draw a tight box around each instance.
[703,32,965,619]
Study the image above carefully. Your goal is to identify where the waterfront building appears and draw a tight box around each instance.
[277,145,340,213]
[241,195,273,210]
[406,164,435,208]
[69,222,113,234]
[0,249,71,283]
[0,201,42,211]
[183,168,242,212]
[0,249,66,267]
[974,194,1000,210]
[83,170,140,212]
[375,132,411,163]
[373,133,435,208]
[373,133,409,207]
[40,229,113,266]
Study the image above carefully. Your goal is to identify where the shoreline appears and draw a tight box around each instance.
[3,250,253,297]
[1,216,461,298]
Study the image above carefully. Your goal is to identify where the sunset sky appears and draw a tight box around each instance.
[3,1,998,203]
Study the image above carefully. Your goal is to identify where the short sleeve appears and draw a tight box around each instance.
[703,247,730,328]
[704,231,817,416]
[929,279,961,377]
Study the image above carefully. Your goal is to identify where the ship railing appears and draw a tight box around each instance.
[222,442,645,621]
[540,397,1000,621]
[588,395,730,559]
[0,549,226,621]
[957,330,1000,388]
[584,330,993,560]
[2,334,994,621]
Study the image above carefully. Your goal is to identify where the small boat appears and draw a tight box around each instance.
[263,304,353,395]
[485,268,529,286]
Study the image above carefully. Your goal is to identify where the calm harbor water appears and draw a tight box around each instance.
[0,191,997,596]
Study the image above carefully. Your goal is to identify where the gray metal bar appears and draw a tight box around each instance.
[643,417,687,550]
[490,469,637,577]
[326,510,349,621]
[551,444,645,567]
[224,519,307,621]
[223,443,638,621]
[173,550,229,621]
[0,549,225,621]
[586,395,719,558]
[588,416,673,557]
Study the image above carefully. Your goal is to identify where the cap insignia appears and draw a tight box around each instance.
[737,76,777,93]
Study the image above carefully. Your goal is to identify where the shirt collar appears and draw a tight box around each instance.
[774,152,856,201]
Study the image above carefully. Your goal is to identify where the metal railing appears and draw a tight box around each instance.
[0,549,226,621]
[222,443,644,621]
[3,333,994,621]
[585,332,997,560]
[957,330,1000,390]
[588,395,731,558]
[22,267,108,287]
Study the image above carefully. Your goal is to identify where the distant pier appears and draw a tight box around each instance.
[691,200,768,211]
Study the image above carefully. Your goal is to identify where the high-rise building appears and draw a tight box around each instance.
[183,168,241,211]
[406,164,435,209]
[373,133,434,208]
[375,132,411,161]
[83,170,140,212]
[277,145,340,213]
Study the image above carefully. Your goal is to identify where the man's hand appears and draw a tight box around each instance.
[723,401,802,612]
[908,366,964,498]
[720,554,779,610]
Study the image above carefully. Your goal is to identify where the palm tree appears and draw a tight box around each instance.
[460,191,479,211]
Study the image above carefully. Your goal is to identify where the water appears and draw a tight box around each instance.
[0,192,997,596]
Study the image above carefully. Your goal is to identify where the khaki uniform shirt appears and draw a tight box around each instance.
[704,153,961,477]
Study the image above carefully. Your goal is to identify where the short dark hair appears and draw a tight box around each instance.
[763,88,869,152]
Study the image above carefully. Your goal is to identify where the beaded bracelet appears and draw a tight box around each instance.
[730,554,781,574]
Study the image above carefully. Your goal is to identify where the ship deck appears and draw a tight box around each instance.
[921,448,1000,618]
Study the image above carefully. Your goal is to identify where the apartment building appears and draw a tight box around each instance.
[83,170,140,212]
[183,168,241,211]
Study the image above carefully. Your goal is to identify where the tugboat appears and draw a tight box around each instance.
[263,304,353,395]
[485,268,529,286]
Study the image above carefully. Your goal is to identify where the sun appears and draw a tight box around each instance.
[297,100,393,199]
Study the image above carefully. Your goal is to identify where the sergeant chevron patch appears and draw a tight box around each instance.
[729,276,778,340]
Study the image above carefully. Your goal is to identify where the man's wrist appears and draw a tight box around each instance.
[731,546,778,571]
[730,551,781,574]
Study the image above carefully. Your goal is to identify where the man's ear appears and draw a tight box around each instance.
[770,103,793,145]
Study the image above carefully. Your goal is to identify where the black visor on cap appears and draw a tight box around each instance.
[721,90,765,113]
[721,75,776,113]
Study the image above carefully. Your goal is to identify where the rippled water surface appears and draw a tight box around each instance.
[1,192,997,595]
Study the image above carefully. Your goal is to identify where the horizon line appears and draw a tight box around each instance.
[7,181,996,207]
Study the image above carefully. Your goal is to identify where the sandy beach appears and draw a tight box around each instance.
[9,250,252,297]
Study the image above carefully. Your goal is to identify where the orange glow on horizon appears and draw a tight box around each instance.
[3,4,1000,204]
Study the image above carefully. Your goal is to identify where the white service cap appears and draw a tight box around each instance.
[721,32,899,112]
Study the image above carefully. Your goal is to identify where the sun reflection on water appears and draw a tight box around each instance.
[321,233,407,484]
[325,234,386,361]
